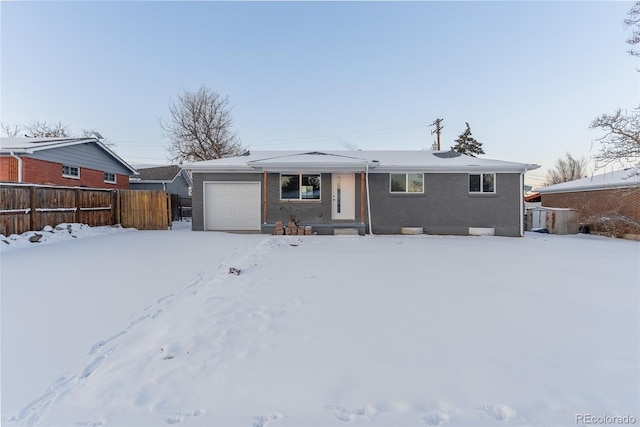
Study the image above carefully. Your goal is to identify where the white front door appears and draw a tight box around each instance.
[332,174,355,220]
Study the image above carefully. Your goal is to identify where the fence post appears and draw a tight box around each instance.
[75,188,81,223]
[167,192,172,230]
[115,190,121,225]
[29,186,37,231]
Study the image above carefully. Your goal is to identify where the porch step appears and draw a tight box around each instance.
[333,228,359,235]
[400,227,423,235]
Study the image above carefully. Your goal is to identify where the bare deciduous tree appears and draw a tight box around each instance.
[590,108,640,165]
[25,120,71,138]
[545,152,588,185]
[589,4,640,166]
[2,122,114,146]
[1,123,22,137]
[80,128,116,147]
[161,86,245,163]
[625,1,640,57]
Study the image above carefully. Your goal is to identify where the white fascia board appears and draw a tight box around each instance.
[95,140,138,175]
[188,166,258,173]
[0,147,35,154]
[186,164,375,173]
[130,179,172,184]
[248,163,374,173]
[179,169,194,186]
[373,164,538,173]
[10,138,95,153]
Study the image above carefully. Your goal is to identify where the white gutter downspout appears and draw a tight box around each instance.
[365,162,374,235]
[9,151,23,183]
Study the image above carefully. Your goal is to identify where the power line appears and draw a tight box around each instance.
[108,122,429,148]
[249,121,429,145]
[429,118,444,150]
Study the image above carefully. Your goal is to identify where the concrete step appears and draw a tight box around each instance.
[333,228,359,235]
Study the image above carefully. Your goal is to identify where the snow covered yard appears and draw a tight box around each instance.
[1,225,638,426]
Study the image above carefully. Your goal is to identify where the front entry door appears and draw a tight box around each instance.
[332,174,355,220]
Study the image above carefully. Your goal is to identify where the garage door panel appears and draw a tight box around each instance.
[204,182,261,231]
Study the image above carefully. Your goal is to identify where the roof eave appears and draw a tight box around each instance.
[374,164,539,173]
[94,140,138,175]
[248,162,378,173]
[539,182,640,194]
[130,179,173,184]
[185,165,257,173]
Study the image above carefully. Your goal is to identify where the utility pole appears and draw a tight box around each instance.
[430,118,444,151]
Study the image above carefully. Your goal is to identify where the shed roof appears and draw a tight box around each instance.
[131,165,193,186]
[536,166,640,194]
[134,165,181,181]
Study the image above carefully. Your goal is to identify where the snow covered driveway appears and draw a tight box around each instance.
[1,226,638,426]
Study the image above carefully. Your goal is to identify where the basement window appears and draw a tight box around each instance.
[390,173,424,193]
[469,173,495,193]
[104,172,117,183]
[62,165,80,179]
[281,174,321,200]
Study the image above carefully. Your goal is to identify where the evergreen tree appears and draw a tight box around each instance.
[451,122,485,157]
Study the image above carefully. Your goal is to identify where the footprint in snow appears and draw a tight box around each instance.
[11,374,77,426]
[482,404,518,422]
[165,409,205,424]
[252,412,283,427]
[422,402,458,425]
[327,404,377,422]
[423,411,452,425]
[75,421,104,426]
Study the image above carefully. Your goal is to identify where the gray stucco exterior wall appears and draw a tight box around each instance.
[367,172,521,236]
[264,173,365,225]
[192,171,522,236]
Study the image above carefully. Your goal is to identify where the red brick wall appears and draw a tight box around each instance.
[542,188,640,228]
[0,157,19,181]
[2,156,130,189]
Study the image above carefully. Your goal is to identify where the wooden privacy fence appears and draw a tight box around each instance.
[118,189,171,231]
[170,194,192,221]
[0,184,171,236]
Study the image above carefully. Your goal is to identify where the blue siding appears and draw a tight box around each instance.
[30,143,132,175]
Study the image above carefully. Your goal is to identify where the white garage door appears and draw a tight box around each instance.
[204,182,261,231]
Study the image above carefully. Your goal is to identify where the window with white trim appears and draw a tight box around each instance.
[469,173,495,193]
[390,173,424,193]
[280,174,321,200]
[62,165,80,179]
[104,172,116,183]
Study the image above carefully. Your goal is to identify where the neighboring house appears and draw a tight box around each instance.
[0,137,137,189]
[524,193,541,203]
[182,150,539,236]
[129,165,192,196]
[536,165,640,234]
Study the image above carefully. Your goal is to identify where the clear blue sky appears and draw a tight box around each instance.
[1,1,638,186]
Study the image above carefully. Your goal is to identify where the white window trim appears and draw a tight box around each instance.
[62,165,80,179]
[469,173,496,193]
[280,173,322,201]
[389,173,424,194]
[104,172,117,184]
